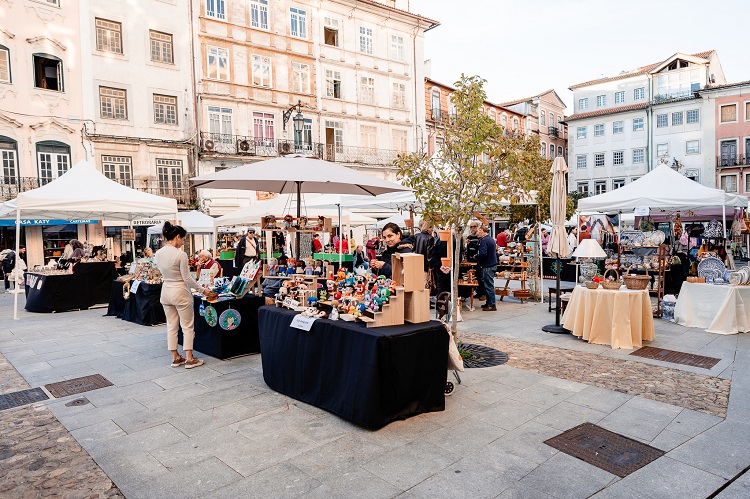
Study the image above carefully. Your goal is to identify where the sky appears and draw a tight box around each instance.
[409,0,749,110]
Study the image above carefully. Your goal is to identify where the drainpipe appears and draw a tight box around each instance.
[646,74,653,172]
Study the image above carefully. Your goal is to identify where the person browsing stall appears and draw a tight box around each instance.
[196,250,221,279]
[369,222,414,279]
[155,222,211,369]
[476,225,498,311]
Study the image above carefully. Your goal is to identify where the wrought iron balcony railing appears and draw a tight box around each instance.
[717,155,749,167]
[548,126,559,137]
[427,108,455,123]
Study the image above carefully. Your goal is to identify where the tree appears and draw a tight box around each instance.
[395,74,551,336]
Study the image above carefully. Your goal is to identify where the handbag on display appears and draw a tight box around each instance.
[702,219,724,238]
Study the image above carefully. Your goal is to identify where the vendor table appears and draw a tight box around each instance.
[106,281,127,318]
[258,306,448,428]
[106,281,166,326]
[561,286,654,349]
[674,282,750,335]
[24,262,117,313]
[313,252,353,262]
[218,259,240,278]
[179,294,264,359]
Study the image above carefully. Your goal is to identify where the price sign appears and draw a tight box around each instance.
[130,279,141,294]
[634,207,650,216]
[129,262,137,274]
[121,229,136,241]
[290,314,316,331]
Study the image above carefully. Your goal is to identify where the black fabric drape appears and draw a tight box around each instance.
[106,280,127,318]
[24,262,117,313]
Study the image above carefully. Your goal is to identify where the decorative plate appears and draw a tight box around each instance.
[204,305,218,327]
[219,308,241,331]
[652,230,666,245]
[697,257,726,280]
[620,230,645,247]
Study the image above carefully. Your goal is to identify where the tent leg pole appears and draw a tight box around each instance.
[338,203,342,267]
[13,208,20,320]
[295,181,301,259]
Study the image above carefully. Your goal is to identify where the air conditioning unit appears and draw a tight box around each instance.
[203,139,215,151]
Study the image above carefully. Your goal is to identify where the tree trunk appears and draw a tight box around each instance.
[450,225,461,343]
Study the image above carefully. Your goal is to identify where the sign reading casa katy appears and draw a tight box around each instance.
[0,219,98,226]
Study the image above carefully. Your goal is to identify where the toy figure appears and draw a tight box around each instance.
[330,307,339,321]
[376,275,386,286]
[326,280,335,293]
[313,261,323,276]
[299,215,308,229]
[336,269,346,282]
[304,261,313,275]
[265,215,277,229]
[283,214,294,228]
[278,265,287,276]
[319,289,327,301]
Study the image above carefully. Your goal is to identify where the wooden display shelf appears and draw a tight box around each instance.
[361,286,405,328]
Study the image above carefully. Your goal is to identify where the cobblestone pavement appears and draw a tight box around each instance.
[461,332,730,418]
[0,353,123,499]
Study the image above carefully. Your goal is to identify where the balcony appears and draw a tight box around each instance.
[199,133,404,167]
[548,127,559,137]
[717,155,749,168]
[0,177,46,201]
[427,108,455,124]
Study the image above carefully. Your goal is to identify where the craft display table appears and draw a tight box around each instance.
[561,286,654,349]
[674,282,750,335]
[258,306,448,428]
[24,262,117,313]
[106,281,166,326]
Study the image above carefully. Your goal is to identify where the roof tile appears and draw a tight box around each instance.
[565,103,649,122]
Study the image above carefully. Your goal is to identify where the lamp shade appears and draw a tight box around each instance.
[572,239,607,259]
[293,111,305,133]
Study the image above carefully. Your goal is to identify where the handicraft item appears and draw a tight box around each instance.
[219,308,241,330]
[204,305,218,327]
[623,264,651,290]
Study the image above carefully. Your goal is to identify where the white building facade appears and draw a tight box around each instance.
[567,51,725,195]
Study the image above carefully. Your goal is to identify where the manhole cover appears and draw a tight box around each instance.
[630,347,720,369]
[458,343,508,369]
[45,374,112,398]
[64,397,90,407]
[0,388,49,411]
[544,423,664,477]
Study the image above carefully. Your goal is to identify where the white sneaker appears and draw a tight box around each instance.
[4,290,11,294]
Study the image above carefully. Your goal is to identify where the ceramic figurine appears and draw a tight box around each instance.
[299,215,308,229]
[330,307,339,321]
[283,214,294,228]
[319,289,327,301]
[265,215,277,229]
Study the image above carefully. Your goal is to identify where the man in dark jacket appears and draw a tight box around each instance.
[413,220,434,289]
[476,225,498,311]
[3,246,25,292]
[234,230,259,269]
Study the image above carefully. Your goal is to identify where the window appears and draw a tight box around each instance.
[208,106,232,141]
[390,35,404,62]
[613,121,624,134]
[615,91,624,104]
[290,7,307,38]
[633,118,644,131]
[0,45,10,83]
[721,175,738,193]
[41,0,59,4]
[613,178,625,190]
[323,17,339,47]
[633,148,644,163]
[550,113,554,126]
[656,114,668,127]
[594,124,604,137]
[597,95,606,107]
[205,0,226,20]
[253,112,274,143]
[251,54,271,87]
[95,19,122,54]
[150,31,173,64]
[154,94,177,125]
[250,0,269,30]
[720,104,737,123]
[576,126,586,139]
[672,112,683,126]
[550,144,555,157]
[634,87,645,100]
[102,156,132,187]
[325,69,341,99]
[541,142,546,157]
[0,138,18,184]
[656,143,668,157]
[359,26,373,55]
[207,46,229,81]
[558,146,563,157]
[360,125,377,153]
[430,90,441,120]
[747,102,750,121]
[685,170,699,183]
[32,54,62,91]
[325,120,343,153]
[686,109,699,124]
[594,152,605,167]
[613,150,624,165]
[99,87,127,119]
[579,98,588,110]
[156,158,183,196]
[595,181,607,195]
[540,110,546,126]
[36,141,70,182]
[392,129,408,153]
[292,62,309,93]
[360,76,375,105]
[577,182,589,195]
[686,140,700,154]
[576,155,587,169]
[392,82,406,109]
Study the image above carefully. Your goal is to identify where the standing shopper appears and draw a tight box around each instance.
[476,225,498,311]
[155,222,211,369]
[413,220,434,288]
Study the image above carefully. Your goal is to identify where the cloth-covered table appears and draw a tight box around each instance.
[179,294,264,359]
[258,306,448,428]
[24,262,117,313]
[106,280,127,318]
[106,280,166,326]
[674,282,750,335]
[561,285,654,349]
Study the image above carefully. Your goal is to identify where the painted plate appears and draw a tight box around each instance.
[697,257,726,280]
[730,272,744,285]
[620,230,645,247]
[204,305,218,327]
[219,308,241,331]
[652,230,666,245]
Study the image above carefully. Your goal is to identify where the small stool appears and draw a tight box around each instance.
[548,286,574,312]
[560,295,571,315]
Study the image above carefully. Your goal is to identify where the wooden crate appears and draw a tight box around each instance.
[360,286,405,328]
[390,253,424,292]
[404,289,430,323]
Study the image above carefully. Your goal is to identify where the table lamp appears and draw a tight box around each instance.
[572,239,607,285]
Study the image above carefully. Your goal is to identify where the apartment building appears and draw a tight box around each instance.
[498,90,568,161]
[567,51,725,195]
[194,0,438,214]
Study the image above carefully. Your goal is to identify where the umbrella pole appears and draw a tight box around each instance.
[542,257,568,333]
[13,207,20,321]
[338,203,342,268]
[295,181,301,259]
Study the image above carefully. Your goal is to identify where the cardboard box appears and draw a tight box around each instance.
[404,289,430,323]
[391,253,424,292]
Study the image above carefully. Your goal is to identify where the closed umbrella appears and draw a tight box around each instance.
[543,156,571,334]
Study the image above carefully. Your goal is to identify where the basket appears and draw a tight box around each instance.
[601,268,622,290]
[585,281,600,289]
[623,264,651,290]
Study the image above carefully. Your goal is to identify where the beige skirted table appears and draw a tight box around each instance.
[674,281,750,335]
[561,286,655,349]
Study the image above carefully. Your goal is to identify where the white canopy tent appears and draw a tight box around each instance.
[9,160,178,319]
[213,196,376,227]
[147,210,217,252]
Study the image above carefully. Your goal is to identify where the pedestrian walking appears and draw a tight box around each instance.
[476,225,498,311]
[3,246,25,293]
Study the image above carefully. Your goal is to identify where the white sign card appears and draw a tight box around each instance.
[290,314,316,331]
[129,262,137,274]
[634,206,650,216]
[198,269,213,287]
[130,279,141,294]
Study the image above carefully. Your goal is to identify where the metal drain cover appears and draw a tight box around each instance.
[64,397,90,407]
[459,343,508,369]
[45,374,112,398]
[0,388,49,411]
[544,423,664,477]
[630,347,720,370]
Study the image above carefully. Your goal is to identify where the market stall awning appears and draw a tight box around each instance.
[214,196,375,227]
[147,210,216,235]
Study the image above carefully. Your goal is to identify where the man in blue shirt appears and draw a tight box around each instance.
[476,225,498,311]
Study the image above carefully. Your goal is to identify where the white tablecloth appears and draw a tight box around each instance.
[674,282,750,335]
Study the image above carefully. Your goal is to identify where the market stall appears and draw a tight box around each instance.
[674,281,750,335]
[146,210,216,255]
[24,262,117,313]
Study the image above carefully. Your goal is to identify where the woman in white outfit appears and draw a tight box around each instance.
[155,222,210,369]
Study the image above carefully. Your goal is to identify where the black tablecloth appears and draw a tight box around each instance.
[24,262,117,313]
[258,306,448,429]
[179,294,264,359]
[218,260,240,278]
[106,281,127,318]
[122,282,166,326]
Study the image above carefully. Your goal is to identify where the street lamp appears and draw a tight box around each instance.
[282,100,305,131]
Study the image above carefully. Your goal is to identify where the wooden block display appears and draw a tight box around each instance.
[362,286,405,328]
[404,289,430,323]
[391,253,424,292]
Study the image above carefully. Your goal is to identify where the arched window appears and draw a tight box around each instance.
[0,44,11,83]
[489,109,496,123]
[512,118,519,130]
[541,142,547,157]
[540,110,546,126]
[549,113,555,129]
[430,88,441,121]
[32,53,63,91]
[36,140,70,183]
[558,145,563,157]
[0,135,18,184]
[550,144,555,157]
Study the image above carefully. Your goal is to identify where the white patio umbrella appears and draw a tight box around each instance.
[543,156,571,334]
